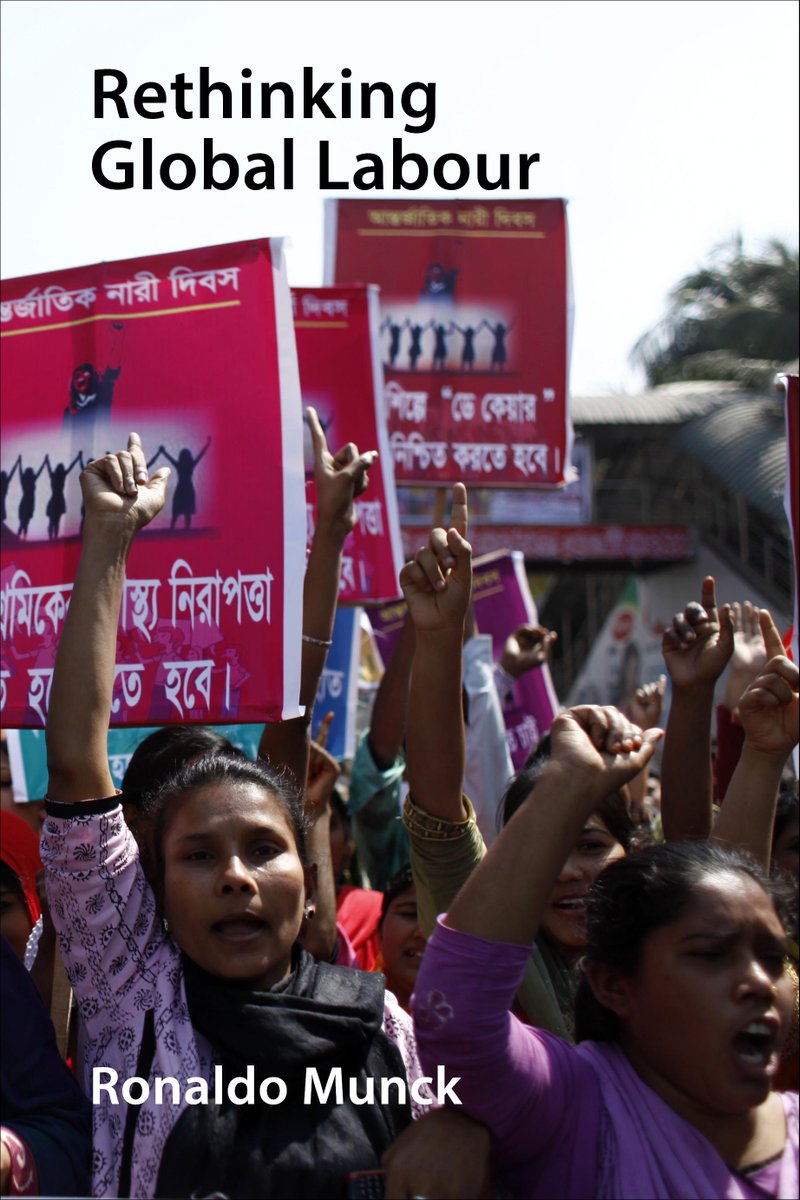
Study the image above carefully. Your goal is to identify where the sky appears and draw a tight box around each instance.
[1,0,798,395]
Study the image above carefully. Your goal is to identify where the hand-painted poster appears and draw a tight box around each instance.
[326,199,572,487]
[293,285,404,602]
[1,239,306,727]
[365,550,558,768]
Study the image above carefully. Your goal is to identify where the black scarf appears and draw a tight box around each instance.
[155,947,411,1199]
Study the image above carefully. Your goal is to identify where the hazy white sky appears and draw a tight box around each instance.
[1,0,797,394]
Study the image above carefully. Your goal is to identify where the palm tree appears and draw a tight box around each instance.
[632,235,799,389]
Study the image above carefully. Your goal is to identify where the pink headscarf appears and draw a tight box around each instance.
[0,809,43,924]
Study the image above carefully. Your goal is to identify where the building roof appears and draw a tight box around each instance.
[674,395,787,522]
[572,381,788,523]
[572,381,756,426]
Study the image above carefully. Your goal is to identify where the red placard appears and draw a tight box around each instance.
[326,198,572,487]
[780,374,798,670]
[1,239,305,727]
[293,285,404,602]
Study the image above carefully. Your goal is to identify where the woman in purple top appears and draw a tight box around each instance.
[402,485,798,1200]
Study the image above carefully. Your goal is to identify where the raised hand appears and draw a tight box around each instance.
[314,710,335,750]
[627,674,667,728]
[399,483,471,636]
[80,432,170,532]
[304,738,342,819]
[306,406,377,539]
[736,610,799,758]
[662,576,734,691]
[500,624,557,678]
[549,704,662,793]
[725,600,768,712]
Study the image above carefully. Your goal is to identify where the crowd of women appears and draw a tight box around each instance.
[0,422,797,1199]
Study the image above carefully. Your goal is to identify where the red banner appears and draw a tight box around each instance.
[326,199,572,487]
[1,239,306,727]
[780,374,798,670]
[293,285,404,602]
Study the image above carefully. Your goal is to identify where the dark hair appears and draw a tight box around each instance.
[0,859,25,902]
[498,735,552,830]
[380,863,415,928]
[574,842,793,1044]
[122,725,242,809]
[140,753,310,897]
[499,732,635,852]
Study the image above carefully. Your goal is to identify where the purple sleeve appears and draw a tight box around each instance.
[412,919,601,1197]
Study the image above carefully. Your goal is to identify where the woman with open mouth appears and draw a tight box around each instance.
[401,495,798,1198]
[40,435,433,1200]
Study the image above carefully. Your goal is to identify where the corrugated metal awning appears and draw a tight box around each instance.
[674,395,787,521]
[572,381,754,426]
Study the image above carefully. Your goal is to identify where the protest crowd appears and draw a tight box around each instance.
[0,231,798,1200]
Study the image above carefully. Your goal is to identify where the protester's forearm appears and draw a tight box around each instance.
[258,519,346,789]
[298,519,348,703]
[257,717,309,793]
[368,617,416,768]
[660,686,715,841]
[407,629,466,822]
[626,764,650,822]
[711,744,784,868]
[46,519,131,801]
[447,764,599,945]
[301,808,338,961]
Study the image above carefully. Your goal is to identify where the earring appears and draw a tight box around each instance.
[304,905,315,920]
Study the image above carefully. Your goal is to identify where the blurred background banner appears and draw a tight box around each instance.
[366,549,558,769]
[469,550,559,769]
[293,284,404,601]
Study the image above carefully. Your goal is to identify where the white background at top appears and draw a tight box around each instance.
[1,0,798,395]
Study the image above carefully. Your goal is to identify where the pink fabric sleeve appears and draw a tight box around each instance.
[334,921,359,968]
[382,989,436,1119]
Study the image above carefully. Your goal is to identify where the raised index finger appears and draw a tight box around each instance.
[700,575,718,616]
[127,431,148,484]
[758,608,786,661]
[450,482,468,539]
[305,407,329,461]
